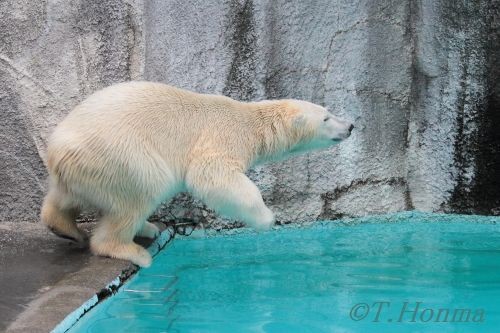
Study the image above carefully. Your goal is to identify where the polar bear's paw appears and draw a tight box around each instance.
[249,207,275,231]
[48,226,89,247]
[253,221,274,231]
[137,222,161,239]
[90,240,152,267]
[128,247,152,267]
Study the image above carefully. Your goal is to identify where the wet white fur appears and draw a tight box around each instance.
[41,81,352,267]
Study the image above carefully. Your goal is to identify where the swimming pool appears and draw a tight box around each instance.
[64,212,500,332]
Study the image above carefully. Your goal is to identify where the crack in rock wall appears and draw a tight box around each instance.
[1,0,498,224]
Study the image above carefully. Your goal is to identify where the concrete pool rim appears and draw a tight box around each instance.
[51,228,175,333]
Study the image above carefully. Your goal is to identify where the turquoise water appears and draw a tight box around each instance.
[68,213,500,333]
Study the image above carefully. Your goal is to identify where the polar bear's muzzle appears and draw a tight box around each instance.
[328,116,354,141]
[335,123,354,140]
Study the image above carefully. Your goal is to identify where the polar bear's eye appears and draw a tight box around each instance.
[323,117,330,122]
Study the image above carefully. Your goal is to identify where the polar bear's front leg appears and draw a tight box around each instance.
[90,211,153,267]
[186,167,275,230]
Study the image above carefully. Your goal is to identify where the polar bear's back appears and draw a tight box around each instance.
[45,82,254,209]
[58,81,245,143]
[46,83,187,206]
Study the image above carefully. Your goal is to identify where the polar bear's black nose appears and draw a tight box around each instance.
[348,124,354,132]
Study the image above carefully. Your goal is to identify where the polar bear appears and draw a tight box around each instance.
[41,81,353,267]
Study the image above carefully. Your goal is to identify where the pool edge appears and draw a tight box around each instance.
[51,227,175,333]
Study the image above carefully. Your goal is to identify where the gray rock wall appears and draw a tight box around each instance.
[408,0,500,215]
[1,0,498,225]
[0,0,144,222]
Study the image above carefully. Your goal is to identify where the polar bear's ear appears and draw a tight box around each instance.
[292,113,308,128]
[282,100,307,127]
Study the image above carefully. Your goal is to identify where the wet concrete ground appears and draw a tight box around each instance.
[0,222,156,333]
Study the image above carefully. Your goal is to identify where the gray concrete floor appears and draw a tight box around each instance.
[0,222,156,333]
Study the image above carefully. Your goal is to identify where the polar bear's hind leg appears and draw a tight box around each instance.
[41,185,88,245]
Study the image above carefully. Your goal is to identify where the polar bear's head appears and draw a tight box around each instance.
[287,100,354,153]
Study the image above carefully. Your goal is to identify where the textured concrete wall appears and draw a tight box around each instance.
[0,0,144,222]
[1,0,498,225]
